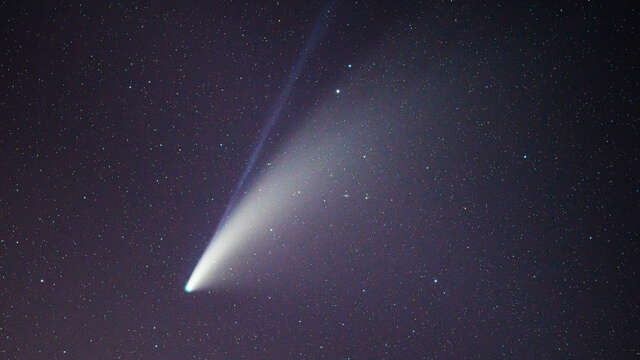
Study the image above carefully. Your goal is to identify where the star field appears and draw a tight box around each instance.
[1,1,639,359]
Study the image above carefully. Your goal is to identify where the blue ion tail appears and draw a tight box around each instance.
[184,0,338,293]
[219,0,338,223]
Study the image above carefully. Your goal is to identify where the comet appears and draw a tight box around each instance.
[185,1,337,292]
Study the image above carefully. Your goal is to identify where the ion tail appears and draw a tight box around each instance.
[218,0,338,227]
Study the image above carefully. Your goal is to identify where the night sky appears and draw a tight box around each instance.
[2,1,639,359]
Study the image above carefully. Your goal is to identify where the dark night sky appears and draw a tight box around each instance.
[2,1,639,359]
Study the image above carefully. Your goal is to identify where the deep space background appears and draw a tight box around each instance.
[1,1,639,359]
